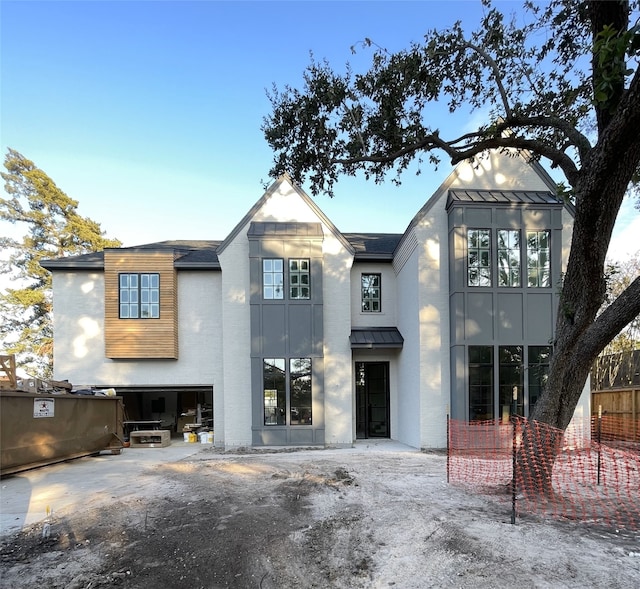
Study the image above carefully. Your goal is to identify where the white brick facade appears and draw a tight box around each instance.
[45,153,585,450]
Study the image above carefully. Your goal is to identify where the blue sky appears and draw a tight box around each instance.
[1,0,638,258]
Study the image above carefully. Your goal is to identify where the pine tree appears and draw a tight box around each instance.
[0,148,121,377]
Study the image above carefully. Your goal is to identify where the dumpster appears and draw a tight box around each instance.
[0,390,124,476]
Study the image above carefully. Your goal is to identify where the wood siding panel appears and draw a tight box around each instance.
[104,251,178,359]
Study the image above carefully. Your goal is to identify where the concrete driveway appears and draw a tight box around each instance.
[0,440,207,537]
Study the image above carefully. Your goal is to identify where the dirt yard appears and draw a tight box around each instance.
[1,443,639,588]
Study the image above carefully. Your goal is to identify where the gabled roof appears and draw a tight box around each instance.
[397,150,572,254]
[217,173,354,256]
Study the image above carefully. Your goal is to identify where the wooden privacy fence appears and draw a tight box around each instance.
[592,388,639,441]
[448,417,640,532]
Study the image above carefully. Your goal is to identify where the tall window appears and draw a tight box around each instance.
[467,229,491,286]
[527,231,551,287]
[263,358,312,426]
[263,358,286,425]
[469,346,493,421]
[289,259,310,299]
[263,259,284,299]
[290,358,312,424]
[528,346,551,414]
[361,273,381,312]
[497,230,521,287]
[499,346,523,421]
[119,273,159,319]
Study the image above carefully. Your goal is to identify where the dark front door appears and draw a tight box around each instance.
[355,362,390,438]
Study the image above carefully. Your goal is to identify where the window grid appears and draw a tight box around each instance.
[497,230,521,287]
[527,231,551,287]
[467,229,492,286]
[289,259,310,299]
[263,258,284,299]
[119,273,159,319]
[469,346,494,421]
[361,274,381,312]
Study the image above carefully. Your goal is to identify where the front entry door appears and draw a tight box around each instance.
[355,362,390,438]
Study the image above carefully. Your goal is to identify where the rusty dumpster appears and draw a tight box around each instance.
[0,390,124,476]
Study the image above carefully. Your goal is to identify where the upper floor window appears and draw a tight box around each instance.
[467,229,491,287]
[263,258,284,299]
[119,273,159,319]
[526,231,551,287]
[361,273,381,312]
[497,230,521,287]
[289,259,310,299]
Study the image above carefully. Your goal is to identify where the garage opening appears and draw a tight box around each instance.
[109,385,213,439]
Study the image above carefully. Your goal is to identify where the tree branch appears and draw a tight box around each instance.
[463,40,513,118]
[579,275,640,360]
[331,131,581,186]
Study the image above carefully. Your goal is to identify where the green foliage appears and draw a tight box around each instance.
[593,22,640,107]
[0,148,121,377]
[263,0,639,196]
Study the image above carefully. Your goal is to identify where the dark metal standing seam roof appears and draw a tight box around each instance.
[349,327,404,349]
[446,189,563,210]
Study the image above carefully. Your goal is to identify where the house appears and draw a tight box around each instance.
[41,150,590,449]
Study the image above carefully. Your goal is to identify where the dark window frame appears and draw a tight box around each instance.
[263,357,312,426]
[467,229,492,287]
[361,273,381,313]
[118,272,160,319]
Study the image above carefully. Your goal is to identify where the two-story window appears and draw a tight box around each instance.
[263,258,310,300]
[263,357,312,425]
[119,273,159,318]
[467,229,550,288]
[361,273,381,312]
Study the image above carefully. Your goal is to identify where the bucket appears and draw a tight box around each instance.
[183,432,190,443]
[199,431,210,444]
[207,431,214,444]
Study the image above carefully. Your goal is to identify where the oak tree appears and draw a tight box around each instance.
[263,0,640,433]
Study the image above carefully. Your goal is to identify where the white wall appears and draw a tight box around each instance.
[322,231,354,445]
[51,270,221,389]
[395,246,422,448]
[217,234,253,447]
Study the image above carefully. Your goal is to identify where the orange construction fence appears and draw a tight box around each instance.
[448,416,640,531]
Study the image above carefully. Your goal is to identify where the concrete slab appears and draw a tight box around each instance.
[0,440,207,537]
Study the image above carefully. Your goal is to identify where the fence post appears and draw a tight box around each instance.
[511,415,517,524]
[597,405,602,486]
[446,409,450,484]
